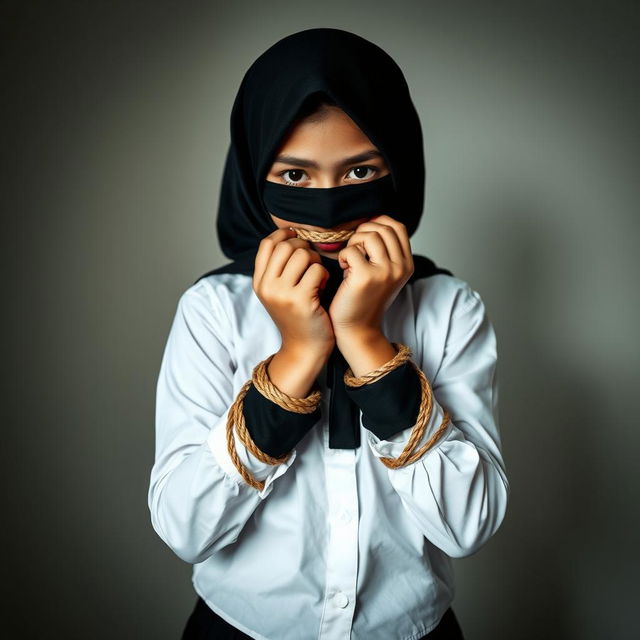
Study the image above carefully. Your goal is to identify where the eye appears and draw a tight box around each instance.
[280,169,308,186]
[347,166,378,180]
[277,165,380,186]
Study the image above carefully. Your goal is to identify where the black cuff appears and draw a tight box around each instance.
[343,361,422,441]
[242,382,322,458]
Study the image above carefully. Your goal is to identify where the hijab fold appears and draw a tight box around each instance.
[195,28,453,449]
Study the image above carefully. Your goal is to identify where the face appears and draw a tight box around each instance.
[265,105,390,258]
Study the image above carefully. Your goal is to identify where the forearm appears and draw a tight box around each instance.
[337,328,422,440]
[335,328,398,377]
[268,343,331,397]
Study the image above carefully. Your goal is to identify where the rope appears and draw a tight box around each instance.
[343,342,452,469]
[227,342,451,490]
[290,226,356,243]
[226,353,322,491]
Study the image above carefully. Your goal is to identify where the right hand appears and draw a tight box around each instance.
[253,228,335,357]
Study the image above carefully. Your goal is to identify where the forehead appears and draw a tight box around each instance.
[276,107,377,153]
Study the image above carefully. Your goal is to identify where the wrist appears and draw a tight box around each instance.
[280,340,332,367]
[334,325,384,348]
[335,328,398,378]
[269,347,326,399]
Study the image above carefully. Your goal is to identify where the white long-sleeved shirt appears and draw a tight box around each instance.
[148,271,509,640]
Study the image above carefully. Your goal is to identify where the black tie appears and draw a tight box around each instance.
[319,255,361,449]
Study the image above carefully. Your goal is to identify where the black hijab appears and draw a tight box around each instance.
[194,28,453,449]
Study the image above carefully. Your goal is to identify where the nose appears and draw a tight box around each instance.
[317,179,341,189]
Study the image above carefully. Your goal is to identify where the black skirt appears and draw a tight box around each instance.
[182,596,465,639]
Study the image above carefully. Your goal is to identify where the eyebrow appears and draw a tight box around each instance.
[273,149,383,169]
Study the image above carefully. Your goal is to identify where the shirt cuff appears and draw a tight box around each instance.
[242,382,322,458]
[206,410,297,499]
[343,360,422,440]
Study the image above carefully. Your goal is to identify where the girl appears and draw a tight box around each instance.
[148,28,509,640]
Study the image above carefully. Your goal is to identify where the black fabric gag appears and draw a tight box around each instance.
[262,173,398,227]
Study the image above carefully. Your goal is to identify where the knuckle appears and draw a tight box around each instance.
[383,216,403,230]
[273,241,290,254]
[374,214,391,225]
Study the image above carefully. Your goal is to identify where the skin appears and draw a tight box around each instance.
[253,106,415,397]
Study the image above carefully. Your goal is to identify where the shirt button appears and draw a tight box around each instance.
[339,509,352,524]
[333,591,349,608]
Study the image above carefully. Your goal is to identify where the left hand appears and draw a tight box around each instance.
[328,215,414,333]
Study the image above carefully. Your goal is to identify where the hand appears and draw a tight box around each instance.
[328,215,414,335]
[253,227,335,357]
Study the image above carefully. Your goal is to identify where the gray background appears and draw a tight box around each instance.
[4,1,639,638]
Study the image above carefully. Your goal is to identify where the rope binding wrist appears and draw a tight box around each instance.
[343,341,452,469]
[226,352,322,491]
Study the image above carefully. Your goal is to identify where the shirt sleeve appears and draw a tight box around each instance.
[343,360,422,440]
[147,281,299,565]
[365,282,510,558]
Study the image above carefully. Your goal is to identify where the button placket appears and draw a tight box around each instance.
[319,446,359,638]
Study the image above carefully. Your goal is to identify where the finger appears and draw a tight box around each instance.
[353,220,405,264]
[298,261,329,294]
[254,228,298,284]
[367,215,411,261]
[263,238,311,281]
[281,247,321,286]
[338,243,370,272]
[345,230,390,266]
